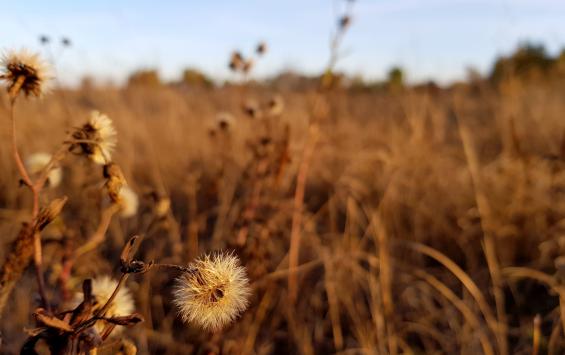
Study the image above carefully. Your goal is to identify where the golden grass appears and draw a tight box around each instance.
[0,71,564,353]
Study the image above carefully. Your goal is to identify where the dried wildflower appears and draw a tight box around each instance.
[242,100,261,119]
[71,111,117,165]
[25,152,62,188]
[103,163,126,203]
[118,186,139,218]
[216,112,235,131]
[39,35,50,45]
[229,51,244,72]
[0,49,51,99]
[173,252,251,331]
[339,15,352,29]
[61,37,72,47]
[267,95,285,116]
[242,59,254,74]
[71,276,135,335]
[256,42,267,56]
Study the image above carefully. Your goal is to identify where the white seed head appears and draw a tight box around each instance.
[0,48,51,98]
[118,186,139,218]
[173,252,251,332]
[25,152,62,188]
[88,111,117,164]
[71,276,135,335]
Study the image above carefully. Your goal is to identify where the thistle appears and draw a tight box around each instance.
[71,276,135,335]
[0,49,50,100]
[173,252,251,331]
[25,152,63,188]
[71,111,117,165]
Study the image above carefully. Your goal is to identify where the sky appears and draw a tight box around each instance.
[0,0,564,86]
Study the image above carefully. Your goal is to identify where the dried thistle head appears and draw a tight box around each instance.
[103,162,126,203]
[229,51,244,72]
[256,42,267,56]
[117,186,139,218]
[216,112,235,131]
[71,276,135,335]
[25,152,62,188]
[0,49,51,99]
[173,252,251,332]
[267,95,285,116]
[242,99,261,119]
[242,59,254,74]
[71,111,117,165]
[339,15,352,30]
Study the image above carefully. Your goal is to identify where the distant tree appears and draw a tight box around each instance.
[127,69,161,87]
[387,66,404,90]
[490,42,554,82]
[180,68,213,88]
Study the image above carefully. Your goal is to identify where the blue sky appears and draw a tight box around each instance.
[1,0,564,85]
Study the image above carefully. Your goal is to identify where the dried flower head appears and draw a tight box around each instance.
[173,252,251,331]
[71,111,117,165]
[103,163,126,202]
[242,99,261,119]
[25,152,62,188]
[118,186,139,218]
[267,95,285,116]
[229,51,244,72]
[71,276,135,335]
[0,49,51,99]
[242,59,254,74]
[339,15,352,29]
[216,112,235,131]
[256,42,267,56]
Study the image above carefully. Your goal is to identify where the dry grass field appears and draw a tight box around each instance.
[1,14,565,355]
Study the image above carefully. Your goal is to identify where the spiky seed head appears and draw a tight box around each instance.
[242,99,261,119]
[173,252,251,332]
[71,111,117,165]
[0,49,51,99]
[25,152,62,188]
[71,276,135,335]
[118,186,139,218]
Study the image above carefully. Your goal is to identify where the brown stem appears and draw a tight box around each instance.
[288,124,319,304]
[10,101,50,312]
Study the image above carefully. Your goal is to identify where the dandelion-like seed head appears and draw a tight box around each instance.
[0,49,51,99]
[71,111,117,165]
[25,152,62,188]
[173,252,251,332]
[118,186,139,218]
[71,276,134,335]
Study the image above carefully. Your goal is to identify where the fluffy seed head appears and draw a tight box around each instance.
[0,49,51,99]
[25,152,62,188]
[173,252,251,332]
[118,186,139,218]
[72,276,135,335]
[71,111,117,164]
